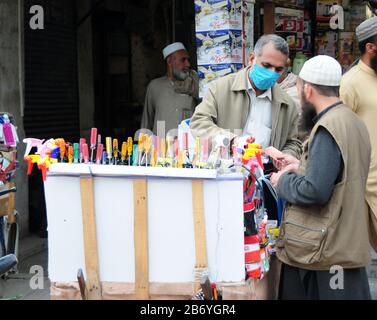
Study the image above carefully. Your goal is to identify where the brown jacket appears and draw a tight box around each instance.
[277,104,372,270]
[190,67,302,158]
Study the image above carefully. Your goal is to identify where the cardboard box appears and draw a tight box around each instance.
[195,1,255,96]
[198,63,243,97]
[195,0,242,32]
[243,0,255,62]
[196,29,243,65]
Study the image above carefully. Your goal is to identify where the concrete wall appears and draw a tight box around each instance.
[77,0,96,139]
[0,0,29,238]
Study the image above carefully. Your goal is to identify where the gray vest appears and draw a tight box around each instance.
[277,104,372,270]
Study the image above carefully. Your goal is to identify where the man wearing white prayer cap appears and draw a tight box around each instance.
[141,42,199,135]
[271,55,372,299]
[340,16,377,254]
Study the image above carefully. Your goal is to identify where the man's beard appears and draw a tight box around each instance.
[173,68,190,81]
[371,53,377,74]
[299,90,317,133]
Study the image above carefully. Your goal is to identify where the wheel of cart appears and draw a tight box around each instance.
[0,254,18,277]
[0,253,18,299]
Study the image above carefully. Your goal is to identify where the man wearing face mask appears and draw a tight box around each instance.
[271,56,372,299]
[190,34,302,161]
[340,16,377,253]
[141,42,199,134]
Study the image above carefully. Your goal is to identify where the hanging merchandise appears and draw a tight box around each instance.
[0,113,19,262]
[275,7,305,50]
[274,6,309,61]
[0,114,19,186]
[232,137,278,280]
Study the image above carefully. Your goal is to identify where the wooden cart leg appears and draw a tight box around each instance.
[80,175,102,300]
[192,180,208,292]
[133,179,149,300]
[6,182,15,225]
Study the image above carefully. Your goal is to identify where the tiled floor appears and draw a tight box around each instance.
[0,236,50,300]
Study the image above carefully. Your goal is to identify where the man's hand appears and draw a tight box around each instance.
[273,153,300,171]
[270,171,283,188]
[281,162,300,174]
[270,162,299,188]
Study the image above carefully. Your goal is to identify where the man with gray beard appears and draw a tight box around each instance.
[141,42,199,134]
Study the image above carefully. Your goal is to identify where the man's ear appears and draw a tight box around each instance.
[366,42,377,54]
[166,55,173,67]
[304,83,313,99]
[248,52,255,66]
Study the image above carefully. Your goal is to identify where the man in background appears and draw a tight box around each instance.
[340,16,377,252]
[141,42,199,135]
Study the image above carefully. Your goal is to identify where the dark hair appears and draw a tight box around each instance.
[303,80,339,97]
[358,34,377,54]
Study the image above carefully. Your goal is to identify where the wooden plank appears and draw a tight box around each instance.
[80,176,102,300]
[192,180,208,291]
[263,2,275,34]
[7,182,16,224]
[133,179,149,300]
[0,198,9,217]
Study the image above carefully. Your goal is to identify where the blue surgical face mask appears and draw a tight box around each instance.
[250,64,281,90]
